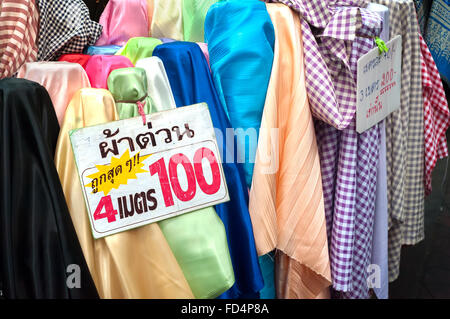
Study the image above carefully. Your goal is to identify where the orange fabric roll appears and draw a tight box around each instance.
[249,3,331,299]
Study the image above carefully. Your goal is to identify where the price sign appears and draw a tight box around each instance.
[356,35,402,133]
[70,103,229,239]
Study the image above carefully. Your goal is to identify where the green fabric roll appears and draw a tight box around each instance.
[117,37,162,65]
[107,67,154,118]
[107,66,235,299]
[182,0,218,42]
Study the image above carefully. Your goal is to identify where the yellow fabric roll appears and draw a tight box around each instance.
[150,0,184,40]
[248,4,331,298]
[54,88,194,299]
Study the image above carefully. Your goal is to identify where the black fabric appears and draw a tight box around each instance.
[0,78,99,299]
[82,0,109,22]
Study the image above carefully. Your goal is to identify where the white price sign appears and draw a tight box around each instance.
[356,35,402,133]
[70,103,229,239]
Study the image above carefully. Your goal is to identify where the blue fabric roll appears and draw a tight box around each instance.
[153,41,264,299]
[258,252,276,299]
[84,45,122,55]
[204,0,275,187]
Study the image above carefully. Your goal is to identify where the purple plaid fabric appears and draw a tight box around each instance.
[269,0,383,298]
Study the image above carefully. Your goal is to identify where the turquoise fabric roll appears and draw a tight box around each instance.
[204,0,275,187]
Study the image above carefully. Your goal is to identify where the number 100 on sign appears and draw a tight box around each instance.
[83,140,228,238]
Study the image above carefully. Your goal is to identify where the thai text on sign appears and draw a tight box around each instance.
[70,103,229,239]
[356,35,402,133]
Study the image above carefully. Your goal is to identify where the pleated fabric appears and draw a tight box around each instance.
[85,45,122,56]
[153,41,263,299]
[54,88,194,299]
[96,0,149,46]
[204,0,275,187]
[0,78,99,299]
[150,0,184,41]
[135,57,177,111]
[118,37,162,65]
[249,4,331,299]
[182,0,218,42]
[108,64,234,299]
[0,0,39,79]
[84,55,133,89]
[17,61,91,125]
[58,54,92,68]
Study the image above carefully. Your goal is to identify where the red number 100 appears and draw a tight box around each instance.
[149,147,221,207]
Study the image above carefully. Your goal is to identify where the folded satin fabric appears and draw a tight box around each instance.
[146,0,155,34]
[54,88,194,298]
[107,67,154,118]
[17,61,91,125]
[0,78,98,298]
[58,54,92,68]
[153,41,263,299]
[84,55,133,89]
[0,0,39,79]
[249,4,331,299]
[135,57,177,111]
[150,0,184,41]
[118,37,162,65]
[160,38,176,43]
[96,0,149,46]
[204,0,275,187]
[37,0,102,61]
[196,43,210,67]
[182,0,218,42]
[85,45,122,56]
[108,63,234,298]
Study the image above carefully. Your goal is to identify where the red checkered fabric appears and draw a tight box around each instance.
[420,34,450,196]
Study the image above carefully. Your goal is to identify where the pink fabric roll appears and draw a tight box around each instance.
[96,0,149,46]
[84,55,133,89]
[17,61,90,124]
[196,42,210,67]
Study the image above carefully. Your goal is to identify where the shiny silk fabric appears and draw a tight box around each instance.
[118,37,162,65]
[153,41,263,299]
[150,0,184,41]
[108,64,234,299]
[0,78,99,298]
[85,45,122,56]
[54,88,194,298]
[17,61,91,125]
[107,67,154,118]
[135,57,177,111]
[84,55,133,89]
[204,0,275,187]
[58,54,92,68]
[182,0,218,42]
[249,4,331,298]
[96,0,149,46]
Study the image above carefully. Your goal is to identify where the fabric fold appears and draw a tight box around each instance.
[37,0,102,61]
[118,37,162,65]
[204,0,275,187]
[0,0,39,79]
[54,87,194,298]
[153,41,263,299]
[17,61,91,125]
[96,0,149,46]
[0,78,99,298]
[150,0,184,41]
[248,3,331,299]
[107,65,235,299]
[135,56,177,111]
[85,55,133,89]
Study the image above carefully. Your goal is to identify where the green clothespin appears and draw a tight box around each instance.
[374,36,389,54]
